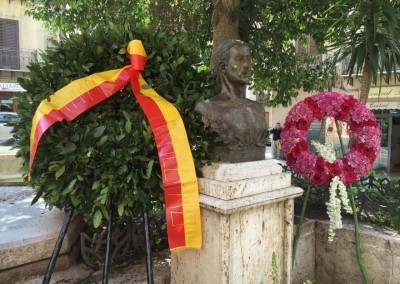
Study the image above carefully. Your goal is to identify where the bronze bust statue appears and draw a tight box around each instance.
[195,40,268,163]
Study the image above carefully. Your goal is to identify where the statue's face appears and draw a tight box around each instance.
[224,44,252,85]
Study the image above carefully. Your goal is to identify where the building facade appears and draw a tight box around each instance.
[0,0,52,111]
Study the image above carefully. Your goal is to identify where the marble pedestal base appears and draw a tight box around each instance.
[171,160,303,284]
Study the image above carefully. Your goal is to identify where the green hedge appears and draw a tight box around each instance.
[13,26,218,228]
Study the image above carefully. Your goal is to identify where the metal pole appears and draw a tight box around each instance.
[102,200,114,284]
[144,206,154,284]
[42,207,74,284]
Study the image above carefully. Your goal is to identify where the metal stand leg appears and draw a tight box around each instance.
[43,207,74,284]
[144,206,154,284]
[102,201,114,284]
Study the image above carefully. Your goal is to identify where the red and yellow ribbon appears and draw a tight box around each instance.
[30,40,202,250]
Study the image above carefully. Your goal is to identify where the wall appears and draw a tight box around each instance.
[292,219,400,284]
[247,88,271,127]
[270,89,314,127]
[292,220,316,283]
[0,150,20,179]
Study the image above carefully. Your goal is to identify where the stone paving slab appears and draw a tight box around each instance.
[0,187,65,251]
[0,145,18,155]
[0,186,83,278]
[0,146,21,177]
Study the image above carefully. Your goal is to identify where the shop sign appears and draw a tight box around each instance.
[368,86,400,99]
[0,82,26,92]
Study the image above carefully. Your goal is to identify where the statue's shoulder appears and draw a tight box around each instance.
[195,99,210,113]
[209,93,231,102]
[195,99,224,118]
[196,95,232,110]
[244,98,265,111]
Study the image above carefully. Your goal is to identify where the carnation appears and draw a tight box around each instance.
[286,101,315,123]
[281,91,380,186]
[281,91,380,242]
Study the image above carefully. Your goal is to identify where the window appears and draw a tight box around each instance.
[0,19,20,69]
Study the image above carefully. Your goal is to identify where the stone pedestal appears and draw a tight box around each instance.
[171,160,303,284]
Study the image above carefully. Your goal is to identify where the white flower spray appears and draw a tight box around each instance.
[311,140,336,163]
[326,176,353,241]
[336,177,352,214]
[312,140,353,242]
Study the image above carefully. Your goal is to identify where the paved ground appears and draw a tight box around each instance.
[19,250,171,284]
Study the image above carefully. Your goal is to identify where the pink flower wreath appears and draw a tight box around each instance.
[281,91,381,185]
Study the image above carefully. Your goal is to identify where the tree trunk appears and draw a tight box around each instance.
[359,57,371,104]
[211,0,240,68]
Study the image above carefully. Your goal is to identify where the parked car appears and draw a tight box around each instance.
[0,112,18,145]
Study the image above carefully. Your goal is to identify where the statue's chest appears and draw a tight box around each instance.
[221,105,266,130]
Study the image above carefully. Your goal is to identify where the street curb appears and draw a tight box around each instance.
[0,181,26,186]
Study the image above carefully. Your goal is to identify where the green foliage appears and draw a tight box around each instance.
[13,25,218,228]
[246,0,339,107]
[271,251,279,284]
[25,0,211,53]
[325,0,400,101]
[31,0,400,106]
[25,0,152,34]
[352,171,400,230]
[326,0,400,80]
[25,0,341,107]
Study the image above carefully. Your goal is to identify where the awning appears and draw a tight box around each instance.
[0,82,25,92]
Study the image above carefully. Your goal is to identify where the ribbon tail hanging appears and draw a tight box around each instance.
[127,40,202,249]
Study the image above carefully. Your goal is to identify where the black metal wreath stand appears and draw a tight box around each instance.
[144,205,154,284]
[42,207,74,284]
[102,199,114,284]
[42,203,154,283]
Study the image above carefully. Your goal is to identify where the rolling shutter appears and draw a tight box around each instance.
[0,19,20,69]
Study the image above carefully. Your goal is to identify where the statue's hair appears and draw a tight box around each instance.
[214,39,249,75]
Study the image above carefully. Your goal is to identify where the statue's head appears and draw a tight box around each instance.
[214,39,252,85]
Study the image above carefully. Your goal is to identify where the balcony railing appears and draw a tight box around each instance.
[340,56,400,77]
[0,47,38,71]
